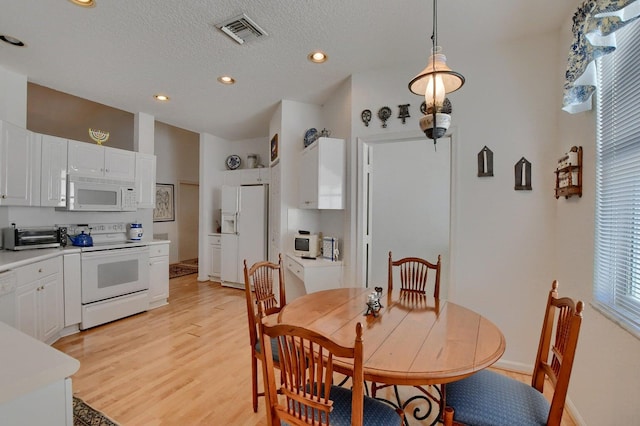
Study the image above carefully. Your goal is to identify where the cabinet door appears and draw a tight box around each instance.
[135,153,156,208]
[40,134,68,207]
[149,254,169,306]
[105,147,136,180]
[0,121,33,206]
[68,140,104,176]
[39,272,63,344]
[210,243,221,279]
[15,281,39,340]
[299,144,318,208]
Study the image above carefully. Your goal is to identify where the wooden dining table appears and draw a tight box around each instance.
[274,287,506,387]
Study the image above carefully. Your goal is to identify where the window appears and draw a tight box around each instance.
[594,17,640,338]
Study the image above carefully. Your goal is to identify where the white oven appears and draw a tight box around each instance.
[80,245,149,329]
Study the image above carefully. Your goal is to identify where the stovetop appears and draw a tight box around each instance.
[59,222,146,251]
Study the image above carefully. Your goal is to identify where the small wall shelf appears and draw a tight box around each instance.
[555,146,582,199]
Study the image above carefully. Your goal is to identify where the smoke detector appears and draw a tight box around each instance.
[216,13,268,45]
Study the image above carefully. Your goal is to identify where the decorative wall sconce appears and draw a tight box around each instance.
[378,106,392,128]
[398,104,410,124]
[515,157,532,190]
[361,109,372,127]
[477,146,494,177]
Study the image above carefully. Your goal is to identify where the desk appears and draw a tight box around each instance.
[276,287,505,387]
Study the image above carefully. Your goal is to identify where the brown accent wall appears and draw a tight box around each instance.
[26,83,134,150]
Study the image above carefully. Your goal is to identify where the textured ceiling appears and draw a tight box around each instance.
[0,0,576,141]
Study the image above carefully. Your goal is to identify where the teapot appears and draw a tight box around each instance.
[68,230,93,247]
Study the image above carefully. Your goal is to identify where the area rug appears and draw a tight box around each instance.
[169,259,198,279]
[73,396,119,426]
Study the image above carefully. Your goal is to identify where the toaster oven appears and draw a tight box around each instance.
[2,225,67,250]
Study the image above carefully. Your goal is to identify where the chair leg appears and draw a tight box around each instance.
[371,381,378,398]
[251,355,259,413]
[443,406,454,426]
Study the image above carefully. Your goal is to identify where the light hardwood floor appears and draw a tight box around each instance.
[53,275,576,425]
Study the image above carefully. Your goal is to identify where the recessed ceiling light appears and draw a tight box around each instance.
[0,35,25,47]
[154,94,170,101]
[68,0,95,7]
[217,76,236,85]
[308,51,328,64]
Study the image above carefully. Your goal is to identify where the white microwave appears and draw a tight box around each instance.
[294,233,320,258]
[63,174,137,212]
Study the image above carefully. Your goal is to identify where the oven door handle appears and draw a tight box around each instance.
[81,246,149,259]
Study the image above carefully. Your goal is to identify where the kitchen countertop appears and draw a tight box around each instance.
[0,321,80,404]
[0,239,170,272]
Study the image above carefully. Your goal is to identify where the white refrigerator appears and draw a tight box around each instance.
[221,184,268,288]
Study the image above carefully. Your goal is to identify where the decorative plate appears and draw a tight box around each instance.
[304,128,318,147]
[225,154,241,170]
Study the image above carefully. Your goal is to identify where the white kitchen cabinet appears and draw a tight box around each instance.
[285,254,343,293]
[14,256,64,344]
[0,322,78,426]
[0,120,39,206]
[135,152,156,208]
[68,140,136,180]
[223,168,270,186]
[208,233,221,280]
[40,134,68,207]
[148,242,169,309]
[299,137,345,209]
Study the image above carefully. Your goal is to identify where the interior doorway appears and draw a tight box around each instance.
[358,133,452,294]
[178,181,199,262]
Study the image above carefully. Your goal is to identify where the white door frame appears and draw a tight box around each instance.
[355,129,459,295]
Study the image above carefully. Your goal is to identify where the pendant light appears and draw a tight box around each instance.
[408,0,464,143]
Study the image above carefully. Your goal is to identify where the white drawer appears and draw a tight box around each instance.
[208,235,221,245]
[286,256,304,282]
[16,257,61,286]
[149,244,169,257]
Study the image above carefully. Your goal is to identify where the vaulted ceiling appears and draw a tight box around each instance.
[0,0,576,140]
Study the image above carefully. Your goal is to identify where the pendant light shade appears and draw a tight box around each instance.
[408,48,465,97]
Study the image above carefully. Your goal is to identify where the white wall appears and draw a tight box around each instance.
[552,7,640,424]
[154,122,199,263]
[0,66,27,127]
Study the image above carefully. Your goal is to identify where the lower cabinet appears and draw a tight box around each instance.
[14,257,64,344]
[148,243,169,309]
[209,233,221,281]
[285,254,343,294]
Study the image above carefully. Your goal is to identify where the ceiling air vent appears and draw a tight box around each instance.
[216,13,268,45]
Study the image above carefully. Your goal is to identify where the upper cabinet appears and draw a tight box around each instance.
[40,134,68,207]
[136,152,156,208]
[223,168,270,186]
[0,120,39,206]
[299,137,345,209]
[68,140,136,181]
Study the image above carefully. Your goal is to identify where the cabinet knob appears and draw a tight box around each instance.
[38,268,42,273]
[1,195,5,199]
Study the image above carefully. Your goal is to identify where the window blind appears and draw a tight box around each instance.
[594,17,640,337]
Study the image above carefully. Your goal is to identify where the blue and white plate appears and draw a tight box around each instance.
[225,154,241,170]
[304,128,318,147]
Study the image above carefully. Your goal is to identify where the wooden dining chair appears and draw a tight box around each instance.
[371,251,442,401]
[258,313,404,426]
[442,280,584,426]
[387,251,441,297]
[243,254,287,413]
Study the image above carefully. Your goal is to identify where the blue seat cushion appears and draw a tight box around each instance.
[254,337,280,363]
[446,370,550,426]
[285,385,401,426]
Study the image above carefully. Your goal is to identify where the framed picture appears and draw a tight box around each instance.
[153,183,175,222]
[270,133,279,165]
